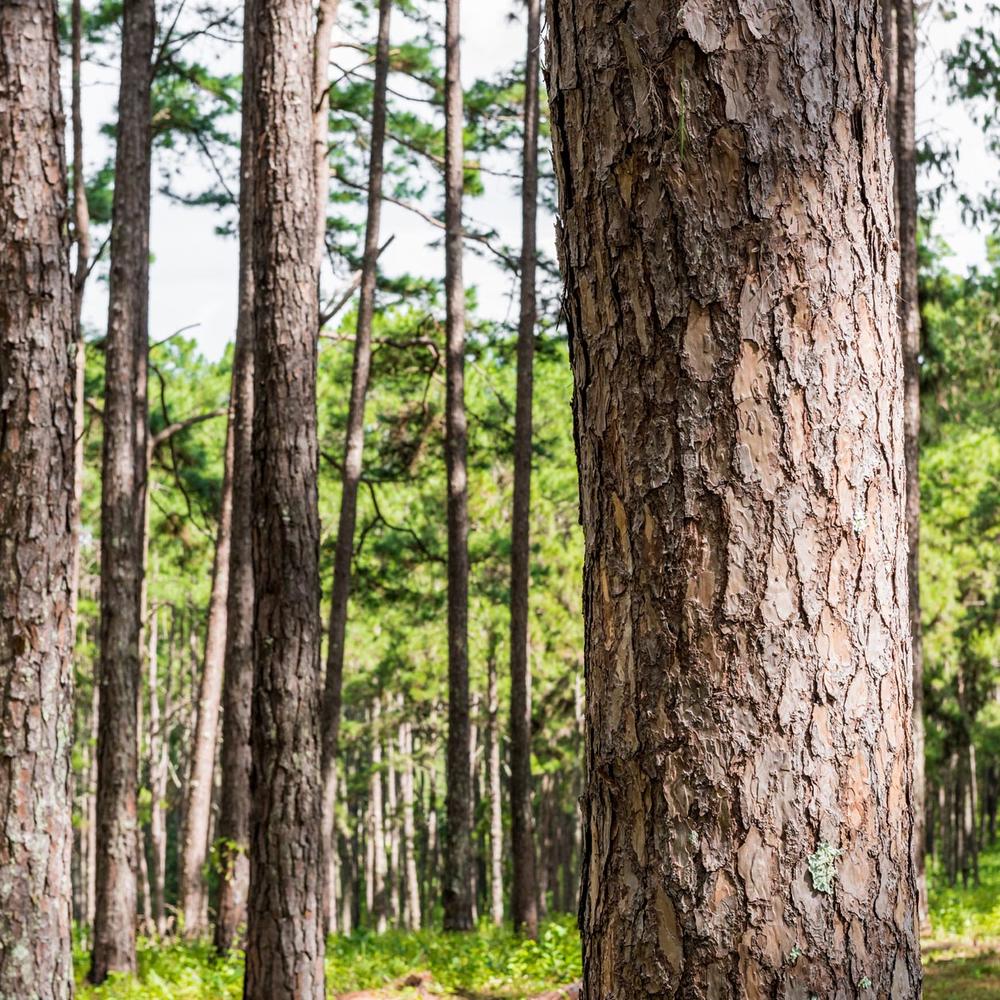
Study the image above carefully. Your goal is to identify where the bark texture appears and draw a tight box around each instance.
[0,2,75,993]
[91,0,155,980]
[509,0,542,941]
[547,1,922,995]
[243,0,325,993]
[213,0,256,955]
[442,0,474,933]
[320,0,393,923]
[894,0,926,928]
[179,412,234,937]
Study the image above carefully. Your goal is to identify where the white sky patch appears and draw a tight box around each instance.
[74,2,994,362]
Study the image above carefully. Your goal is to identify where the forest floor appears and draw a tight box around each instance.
[74,851,1000,999]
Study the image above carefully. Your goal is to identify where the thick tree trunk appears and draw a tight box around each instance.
[442,0,474,933]
[509,0,542,941]
[321,0,393,925]
[243,0,325,992]
[895,0,927,929]
[0,3,76,992]
[91,0,155,981]
[180,415,235,937]
[487,650,504,926]
[213,0,257,955]
[548,2,922,995]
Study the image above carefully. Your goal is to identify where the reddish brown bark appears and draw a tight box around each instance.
[548,1,922,995]
[0,2,76,993]
[179,412,234,937]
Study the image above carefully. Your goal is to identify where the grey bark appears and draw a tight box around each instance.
[509,0,542,941]
[243,0,325,992]
[91,0,155,980]
[442,0,474,932]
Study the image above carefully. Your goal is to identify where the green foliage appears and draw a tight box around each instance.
[75,919,582,999]
[929,846,1000,940]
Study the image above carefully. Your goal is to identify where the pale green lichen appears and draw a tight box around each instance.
[859,977,873,990]
[787,944,802,965]
[807,841,841,895]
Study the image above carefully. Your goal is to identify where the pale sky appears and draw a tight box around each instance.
[75,3,994,362]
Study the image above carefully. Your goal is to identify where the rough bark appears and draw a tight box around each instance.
[0,2,76,992]
[91,0,155,981]
[547,1,922,995]
[213,0,257,956]
[243,0,325,991]
[509,0,542,942]
[321,0,393,923]
[895,0,926,929]
[442,0,474,933]
[179,412,235,937]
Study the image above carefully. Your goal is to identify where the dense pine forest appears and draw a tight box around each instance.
[2,0,1000,997]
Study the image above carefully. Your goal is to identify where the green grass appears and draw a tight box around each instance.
[72,851,1000,1000]
[75,917,582,999]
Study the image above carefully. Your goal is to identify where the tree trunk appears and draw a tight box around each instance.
[442,0,473,933]
[243,0,325,993]
[147,608,168,936]
[509,0,542,942]
[547,2,922,995]
[69,0,90,626]
[321,0,393,922]
[400,720,422,929]
[371,701,388,933]
[0,2,76,992]
[387,742,401,925]
[91,0,155,981]
[967,738,979,888]
[213,0,257,955]
[895,0,926,930]
[312,0,341,271]
[180,415,235,937]
[487,649,505,926]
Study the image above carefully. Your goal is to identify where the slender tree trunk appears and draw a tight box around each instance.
[180,417,235,937]
[895,0,927,930]
[70,0,90,626]
[487,651,504,926]
[243,0,325,991]
[548,1,922,994]
[320,0,394,920]
[400,720,422,929]
[509,0,542,941]
[442,0,473,933]
[213,0,257,955]
[91,0,155,980]
[370,701,388,933]
[967,738,979,888]
[147,608,168,936]
[387,744,401,925]
[87,679,100,934]
[312,0,341,272]
[0,3,75,991]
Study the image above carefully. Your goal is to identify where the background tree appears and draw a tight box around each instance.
[242,0,325,995]
[91,0,156,981]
